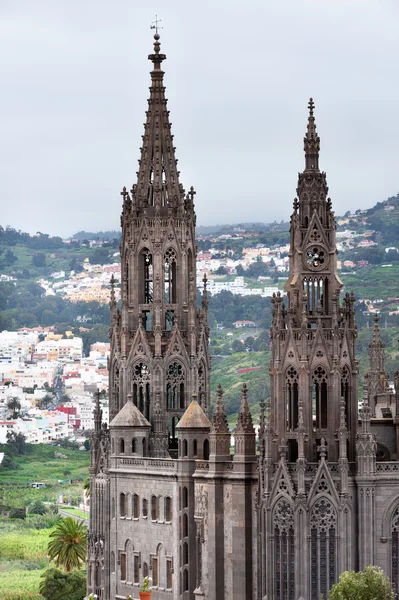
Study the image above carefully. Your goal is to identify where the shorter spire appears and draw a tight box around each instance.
[110,274,116,306]
[93,389,102,433]
[202,273,209,310]
[372,313,383,345]
[236,383,255,434]
[304,97,320,171]
[212,384,229,433]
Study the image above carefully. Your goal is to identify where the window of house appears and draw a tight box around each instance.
[134,554,140,583]
[152,557,159,587]
[166,558,173,589]
[133,494,139,519]
[142,497,148,518]
[120,493,126,518]
[120,552,127,581]
[151,495,158,521]
[165,496,172,522]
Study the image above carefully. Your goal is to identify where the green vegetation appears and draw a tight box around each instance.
[0,443,89,510]
[329,565,394,599]
[39,568,86,600]
[0,443,90,599]
[47,517,86,572]
[0,520,52,599]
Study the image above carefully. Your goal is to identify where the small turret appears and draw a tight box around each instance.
[176,395,211,460]
[234,384,256,461]
[109,393,151,457]
[210,385,231,461]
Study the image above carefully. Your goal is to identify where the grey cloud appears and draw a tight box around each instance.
[0,0,398,236]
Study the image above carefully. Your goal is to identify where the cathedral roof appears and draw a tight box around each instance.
[176,398,211,430]
[109,395,151,428]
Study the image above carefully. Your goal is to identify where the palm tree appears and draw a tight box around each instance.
[47,517,87,572]
[7,397,21,419]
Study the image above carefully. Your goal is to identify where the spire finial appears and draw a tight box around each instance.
[150,14,163,36]
[149,16,165,68]
[304,97,320,171]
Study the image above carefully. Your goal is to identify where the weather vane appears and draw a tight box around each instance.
[150,15,163,35]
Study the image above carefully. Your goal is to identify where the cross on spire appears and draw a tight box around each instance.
[150,14,163,35]
[304,97,320,170]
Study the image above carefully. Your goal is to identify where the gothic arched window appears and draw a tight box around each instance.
[310,497,337,600]
[273,498,295,600]
[140,250,153,304]
[392,505,399,597]
[132,362,151,420]
[164,248,177,304]
[312,366,328,430]
[169,416,180,451]
[166,362,185,410]
[286,367,299,431]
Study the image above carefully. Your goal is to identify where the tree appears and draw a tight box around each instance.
[6,430,27,455]
[4,249,18,266]
[40,393,54,409]
[39,567,86,600]
[30,500,47,515]
[215,265,228,275]
[329,565,394,600]
[7,397,21,418]
[32,252,46,267]
[47,517,87,572]
[232,339,244,353]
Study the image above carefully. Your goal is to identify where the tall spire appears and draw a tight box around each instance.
[132,33,184,213]
[304,97,320,171]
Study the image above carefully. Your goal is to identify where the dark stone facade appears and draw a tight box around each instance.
[88,34,399,600]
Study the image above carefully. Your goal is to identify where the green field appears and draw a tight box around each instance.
[0,444,90,510]
[0,444,90,599]
[0,520,51,599]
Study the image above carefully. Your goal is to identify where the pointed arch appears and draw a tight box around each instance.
[166,360,185,410]
[312,365,328,430]
[139,248,153,304]
[132,361,151,420]
[309,495,337,600]
[285,366,299,432]
[273,497,295,600]
[164,247,177,304]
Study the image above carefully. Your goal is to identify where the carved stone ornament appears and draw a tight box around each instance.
[303,245,329,270]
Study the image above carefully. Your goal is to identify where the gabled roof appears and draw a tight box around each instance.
[176,399,211,430]
[109,397,151,428]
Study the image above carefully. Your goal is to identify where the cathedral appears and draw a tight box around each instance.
[87,33,399,600]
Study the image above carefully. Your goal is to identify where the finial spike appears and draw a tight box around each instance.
[304,97,320,171]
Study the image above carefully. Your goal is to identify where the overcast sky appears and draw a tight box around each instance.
[1,1,398,237]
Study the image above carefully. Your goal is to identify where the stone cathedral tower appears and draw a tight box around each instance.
[258,100,359,600]
[108,30,211,452]
[87,33,211,600]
